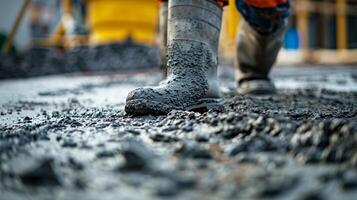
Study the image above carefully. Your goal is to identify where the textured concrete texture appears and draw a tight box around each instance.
[0,65,356,200]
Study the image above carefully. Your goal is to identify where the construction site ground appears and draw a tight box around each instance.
[0,65,356,200]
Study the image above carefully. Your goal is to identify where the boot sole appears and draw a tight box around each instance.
[239,87,277,95]
[125,98,224,116]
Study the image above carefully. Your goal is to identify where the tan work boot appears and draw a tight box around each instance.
[159,1,168,78]
[235,19,285,95]
[125,0,223,115]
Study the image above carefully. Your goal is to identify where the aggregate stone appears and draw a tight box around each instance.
[254,175,299,197]
[154,180,180,197]
[235,153,259,164]
[175,143,213,159]
[67,157,84,171]
[96,149,117,158]
[61,140,78,148]
[227,141,247,156]
[17,159,61,186]
[171,174,197,189]
[341,171,357,190]
[195,133,210,142]
[119,140,157,171]
[150,133,178,143]
[298,190,325,200]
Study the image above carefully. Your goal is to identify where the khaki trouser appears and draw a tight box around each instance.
[235,19,286,83]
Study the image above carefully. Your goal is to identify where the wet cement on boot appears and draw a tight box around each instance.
[1,67,357,199]
[125,41,220,115]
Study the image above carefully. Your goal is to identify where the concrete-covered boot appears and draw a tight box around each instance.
[159,1,168,78]
[236,19,285,95]
[125,0,223,115]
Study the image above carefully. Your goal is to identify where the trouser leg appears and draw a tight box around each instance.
[236,19,286,82]
[235,0,290,92]
[158,0,227,78]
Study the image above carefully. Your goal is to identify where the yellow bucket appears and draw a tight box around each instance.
[86,0,159,46]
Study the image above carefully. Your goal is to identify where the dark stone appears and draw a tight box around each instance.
[182,125,194,132]
[162,126,178,132]
[96,150,117,158]
[221,125,240,139]
[74,178,87,189]
[119,140,156,171]
[150,133,178,143]
[341,171,357,190]
[68,157,84,171]
[155,181,179,197]
[62,140,78,148]
[235,154,258,164]
[255,176,298,197]
[125,129,141,135]
[195,133,209,142]
[298,190,325,200]
[175,143,212,159]
[227,142,247,156]
[174,175,197,189]
[19,159,61,186]
[0,141,13,154]
[23,116,32,122]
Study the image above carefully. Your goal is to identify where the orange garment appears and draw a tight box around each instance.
[244,0,287,8]
[216,0,229,7]
[159,0,288,8]
[159,0,228,7]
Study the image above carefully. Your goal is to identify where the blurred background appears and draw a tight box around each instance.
[0,0,356,79]
[220,0,357,64]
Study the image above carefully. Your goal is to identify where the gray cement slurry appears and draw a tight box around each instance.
[125,42,220,115]
[0,66,356,200]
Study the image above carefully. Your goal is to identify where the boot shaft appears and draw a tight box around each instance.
[166,0,223,98]
[167,0,223,55]
[235,19,286,82]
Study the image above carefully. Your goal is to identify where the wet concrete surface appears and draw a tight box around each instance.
[0,65,356,200]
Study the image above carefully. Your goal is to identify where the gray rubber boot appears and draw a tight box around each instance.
[235,19,285,95]
[159,1,168,78]
[125,0,223,115]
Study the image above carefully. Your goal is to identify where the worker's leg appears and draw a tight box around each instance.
[235,0,290,95]
[158,0,227,79]
[126,0,224,115]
